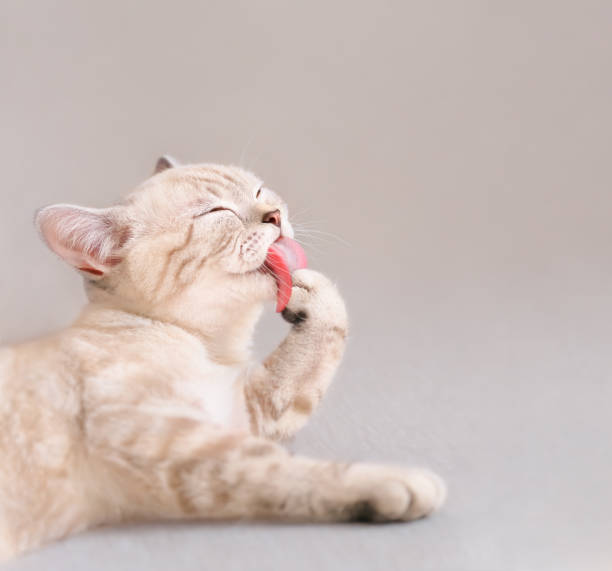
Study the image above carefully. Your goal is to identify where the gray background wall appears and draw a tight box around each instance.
[1,1,611,570]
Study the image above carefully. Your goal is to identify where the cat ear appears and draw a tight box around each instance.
[154,155,179,174]
[35,205,129,276]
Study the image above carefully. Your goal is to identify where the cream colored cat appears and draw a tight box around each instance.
[0,157,445,560]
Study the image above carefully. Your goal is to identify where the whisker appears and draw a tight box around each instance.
[293,229,351,247]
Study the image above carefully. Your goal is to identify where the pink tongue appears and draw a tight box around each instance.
[264,237,308,312]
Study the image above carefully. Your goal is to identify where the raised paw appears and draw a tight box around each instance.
[281,269,347,330]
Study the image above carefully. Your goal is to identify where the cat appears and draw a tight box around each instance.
[0,157,446,560]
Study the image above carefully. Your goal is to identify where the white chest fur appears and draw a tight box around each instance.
[176,357,250,432]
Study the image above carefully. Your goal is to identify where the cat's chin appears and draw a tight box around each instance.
[227,268,277,305]
[252,270,278,303]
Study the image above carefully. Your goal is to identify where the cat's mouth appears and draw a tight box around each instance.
[261,237,307,312]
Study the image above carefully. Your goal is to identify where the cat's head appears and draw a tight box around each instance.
[36,157,293,321]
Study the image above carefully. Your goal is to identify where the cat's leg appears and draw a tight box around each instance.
[169,437,446,522]
[89,416,444,523]
[245,269,348,440]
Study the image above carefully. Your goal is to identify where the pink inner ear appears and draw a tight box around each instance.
[78,267,105,276]
[37,205,127,275]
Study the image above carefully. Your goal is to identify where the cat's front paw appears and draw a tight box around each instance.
[281,269,347,331]
[345,466,447,522]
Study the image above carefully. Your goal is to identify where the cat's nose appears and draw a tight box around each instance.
[262,209,281,227]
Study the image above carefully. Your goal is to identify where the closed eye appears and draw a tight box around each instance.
[207,206,230,214]
[194,206,240,218]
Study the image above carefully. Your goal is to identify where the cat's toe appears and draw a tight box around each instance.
[369,470,445,522]
[400,469,447,520]
[290,268,320,291]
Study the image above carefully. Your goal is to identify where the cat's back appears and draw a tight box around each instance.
[0,334,78,413]
[0,336,91,556]
[0,335,83,472]
[0,346,12,390]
